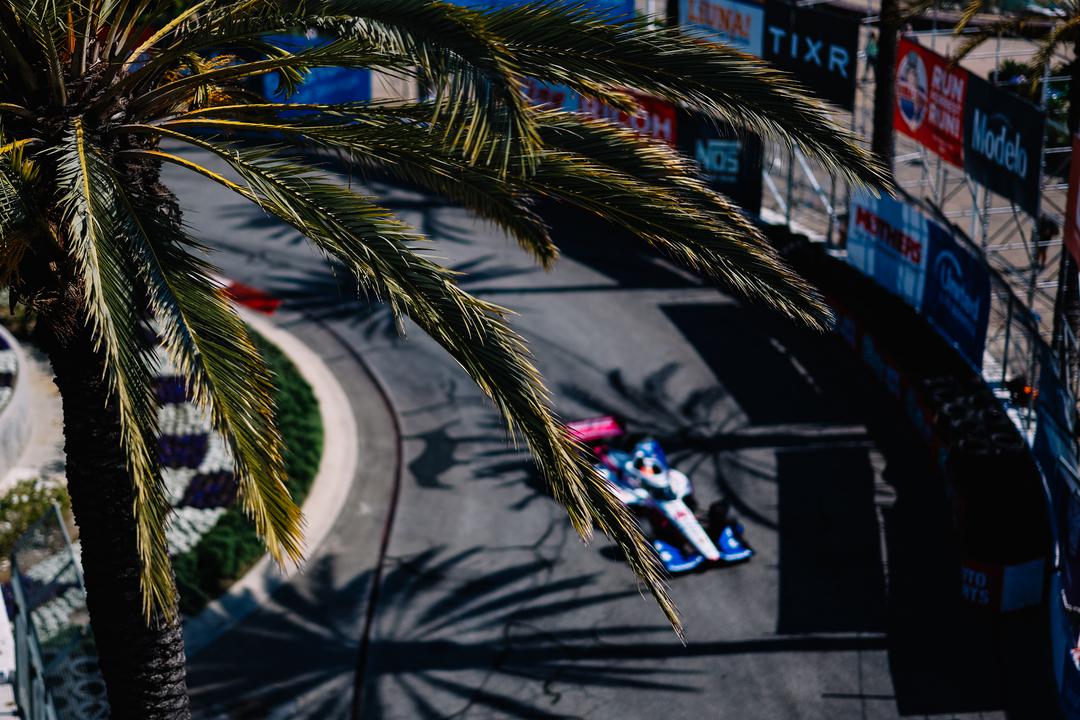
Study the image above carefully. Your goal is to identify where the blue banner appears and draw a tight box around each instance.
[262,34,371,104]
[922,222,991,369]
[453,0,635,18]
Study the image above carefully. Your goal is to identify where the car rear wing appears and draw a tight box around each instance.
[566,416,624,443]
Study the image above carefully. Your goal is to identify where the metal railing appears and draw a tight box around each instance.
[10,503,108,720]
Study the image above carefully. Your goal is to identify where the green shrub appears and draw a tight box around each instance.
[0,478,71,578]
[173,331,324,616]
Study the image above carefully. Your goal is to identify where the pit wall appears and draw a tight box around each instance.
[766,226,1053,615]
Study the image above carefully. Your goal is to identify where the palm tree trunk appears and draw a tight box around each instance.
[870,0,898,178]
[35,289,191,720]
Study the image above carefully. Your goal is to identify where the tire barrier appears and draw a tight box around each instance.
[766,223,1052,615]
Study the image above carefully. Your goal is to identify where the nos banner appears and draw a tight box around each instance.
[763,0,859,110]
[679,0,765,56]
[1065,134,1080,265]
[894,37,966,168]
[677,113,763,215]
[923,222,991,368]
[963,73,1045,218]
[847,192,930,310]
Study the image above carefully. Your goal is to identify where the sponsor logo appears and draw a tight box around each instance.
[695,138,741,180]
[970,108,1029,179]
[579,97,675,143]
[854,206,922,263]
[896,50,928,131]
[765,26,851,78]
[933,250,982,332]
[686,0,756,45]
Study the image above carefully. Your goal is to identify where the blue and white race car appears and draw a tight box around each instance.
[568,416,753,574]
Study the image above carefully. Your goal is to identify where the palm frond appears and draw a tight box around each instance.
[482,1,887,189]
[128,133,682,632]
[50,120,174,620]
[108,185,305,569]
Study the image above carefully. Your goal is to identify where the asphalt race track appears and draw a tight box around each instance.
[168,147,1031,719]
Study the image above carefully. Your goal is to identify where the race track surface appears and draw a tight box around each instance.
[169,148,1019,719]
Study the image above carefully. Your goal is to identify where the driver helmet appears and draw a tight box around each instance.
[629,453,669,490]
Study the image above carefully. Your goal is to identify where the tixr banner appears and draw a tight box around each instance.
[963,73,1045,218]
[677,113,763,215]
[894,37,966,168]
[763,0,859,110]
[679,0,858,110]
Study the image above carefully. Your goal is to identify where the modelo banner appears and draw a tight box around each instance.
[677,112,763,215]
[894,37,966,168]
[923,222,991,368]
[523,79,677,146]
[679,0,765,56]
[763,0,859,111]
[963,73,1045,218]
[846,191,930,310]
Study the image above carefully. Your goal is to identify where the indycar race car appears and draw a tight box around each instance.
[567,417,753,573]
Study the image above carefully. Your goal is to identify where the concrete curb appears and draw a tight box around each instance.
[0,324,31,493]
[183,308,359,657]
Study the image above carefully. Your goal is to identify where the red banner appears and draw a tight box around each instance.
[894,38,966,168]
[1066,134,1080,265]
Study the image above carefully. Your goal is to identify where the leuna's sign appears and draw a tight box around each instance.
[763,1,859,111]
[894,38,1046,217]
[679,0,765,56]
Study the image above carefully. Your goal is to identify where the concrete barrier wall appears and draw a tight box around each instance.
[0,324,30,480]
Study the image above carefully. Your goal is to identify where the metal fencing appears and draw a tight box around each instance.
[9,503,109,720]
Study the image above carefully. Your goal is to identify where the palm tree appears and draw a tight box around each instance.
[0,0,884,716]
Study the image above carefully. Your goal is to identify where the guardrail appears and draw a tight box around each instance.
[9,503,108,720]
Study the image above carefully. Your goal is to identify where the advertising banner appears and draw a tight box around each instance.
[524,79,677,145]
[1065,134,1080,265]
[923,222,991,368]
[454,0,634,16]
[846,192,930,310]
[763,1,859,110]
[677,113,763,214]
[894,38,966,168]
[963,73,1045,218]
[262,34,370,104]
[679,0,765,56]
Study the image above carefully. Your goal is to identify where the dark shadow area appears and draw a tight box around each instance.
[538,201,700,292]
[662,303,855,426]
[775,448,886,634]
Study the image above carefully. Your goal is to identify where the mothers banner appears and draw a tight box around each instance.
[894,38,1045,217]
[848,192,991,368]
